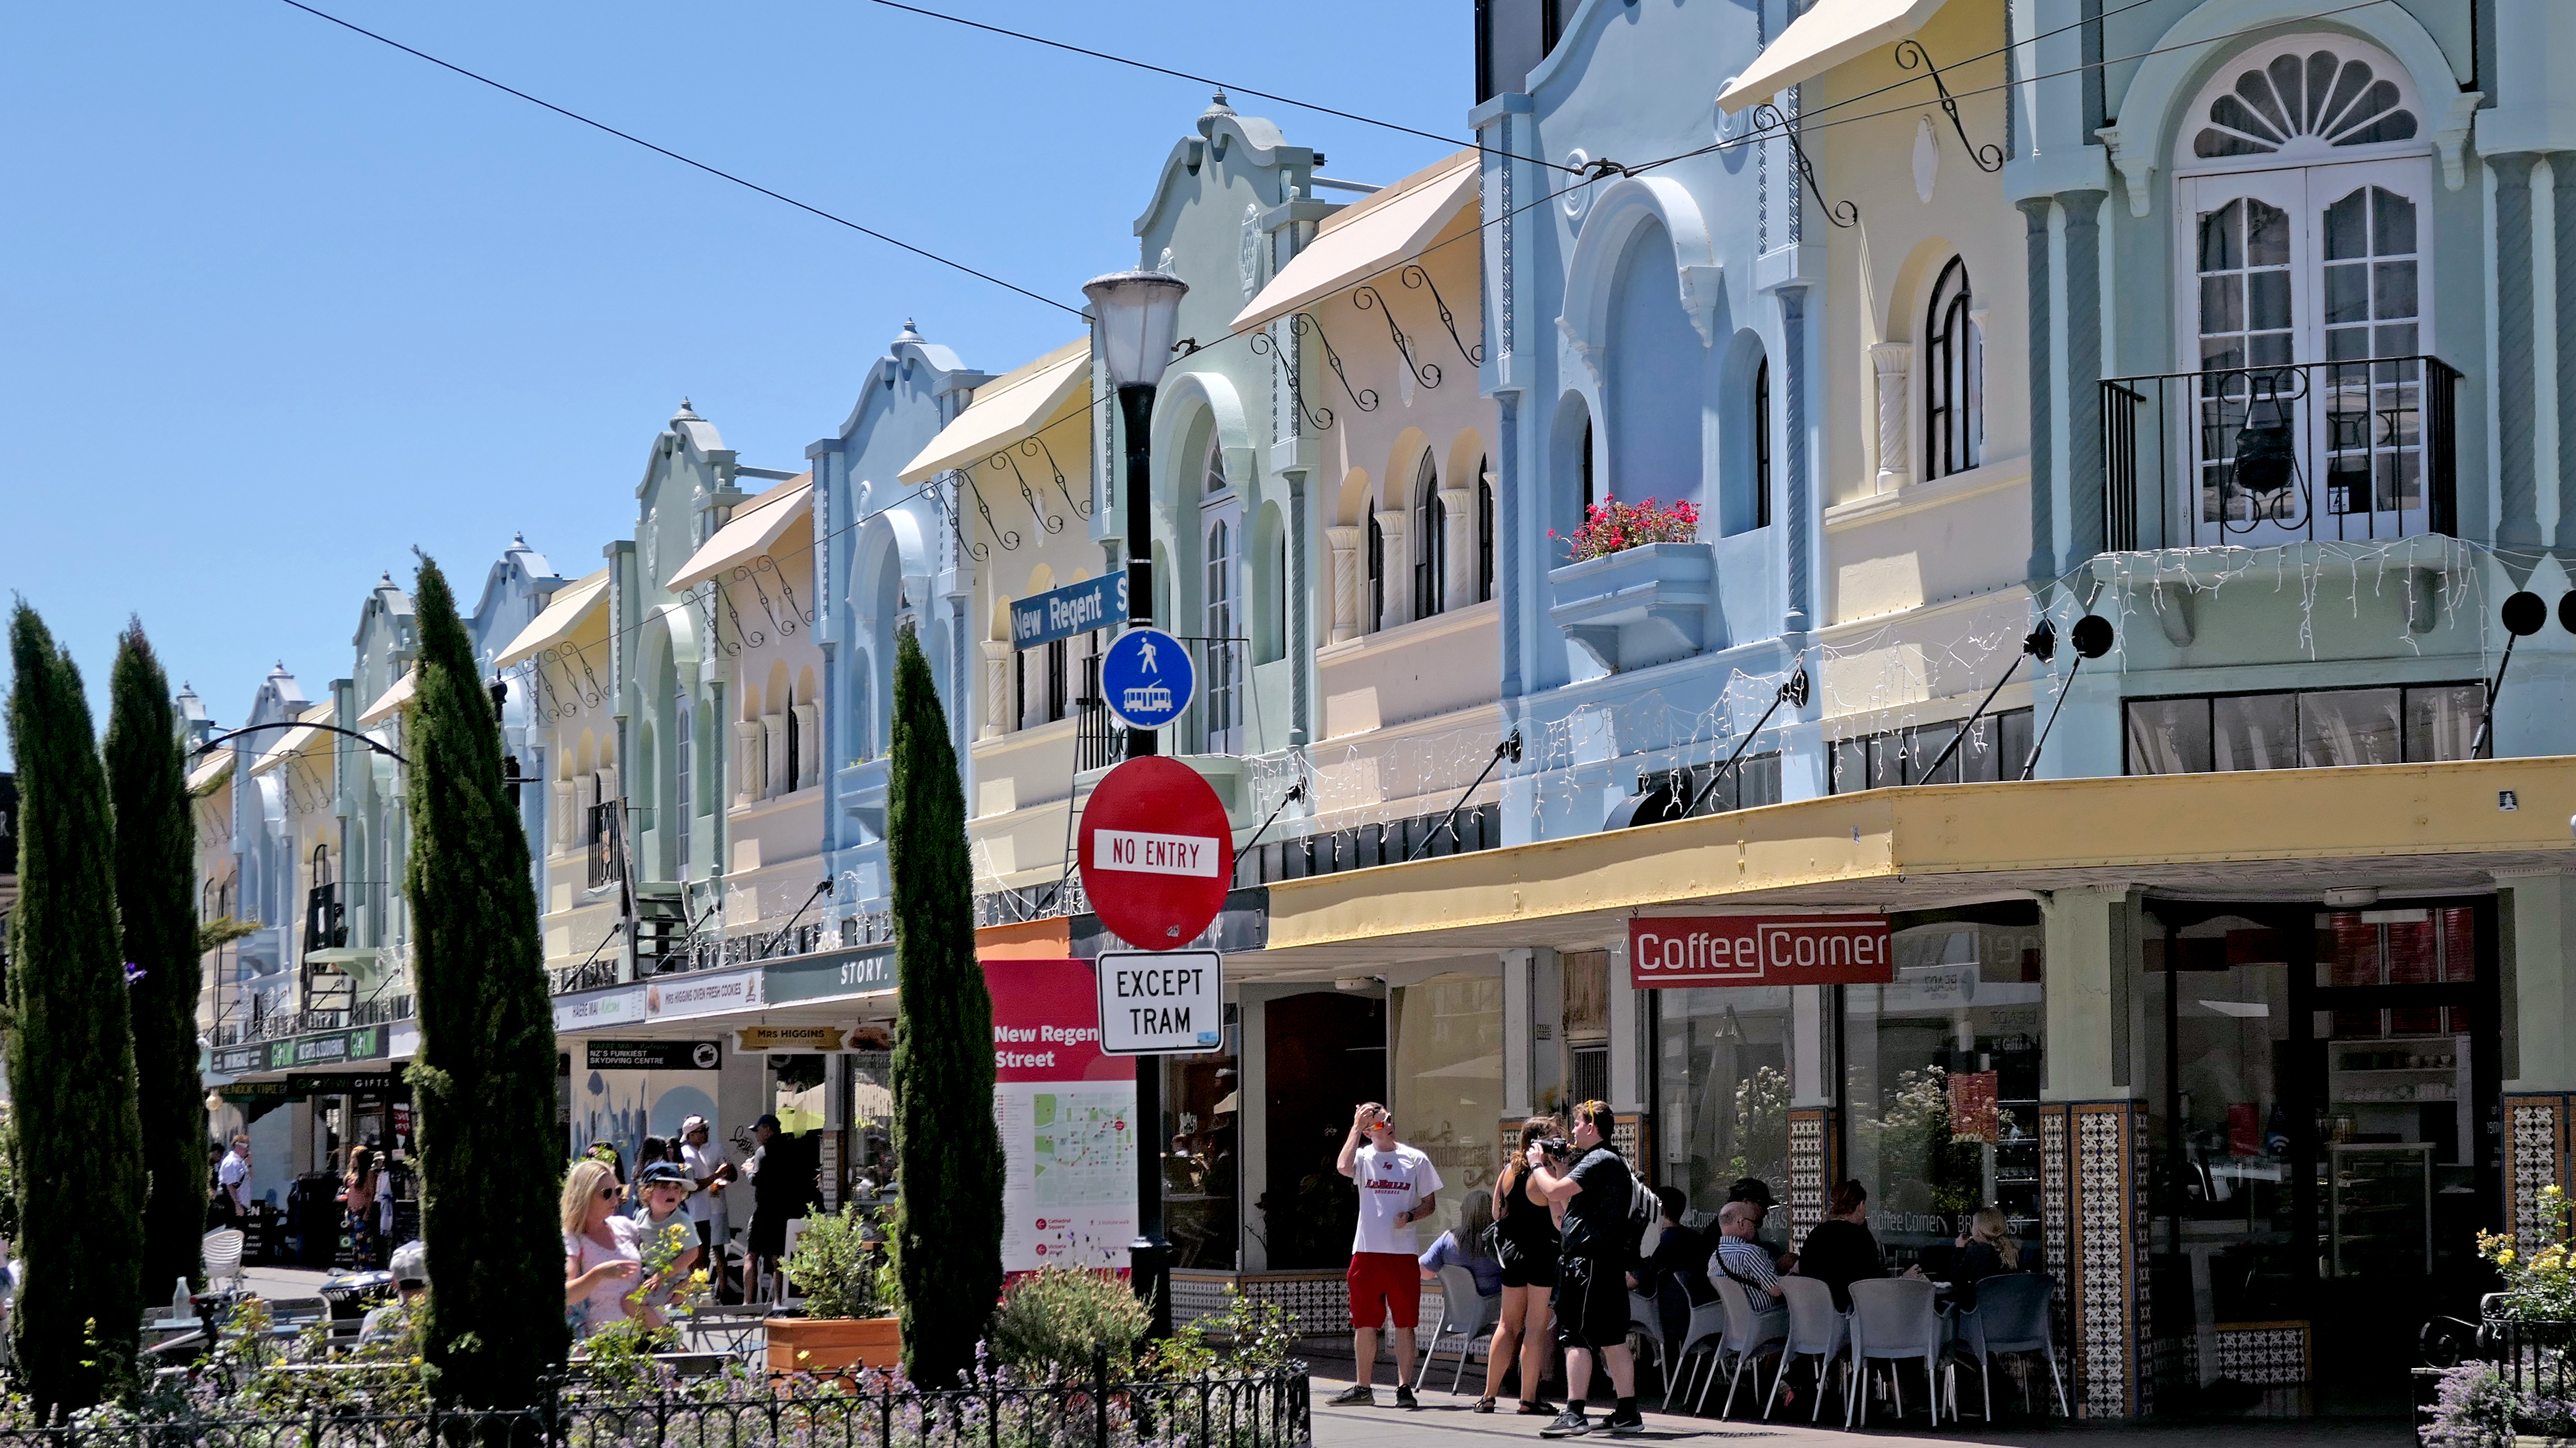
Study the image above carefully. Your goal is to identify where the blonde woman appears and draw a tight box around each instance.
[1951,1205,2021,1310]
[563,1158,644,1338]
[1478,1115,1564,1415]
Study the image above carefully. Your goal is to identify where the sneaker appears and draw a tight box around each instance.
[1394,1385,1419,1409]
[1603,1407,1646,1437]
[1540,1409,1591,1437]
[1328,1385,1375,1407]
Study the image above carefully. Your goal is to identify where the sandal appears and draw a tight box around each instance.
[1475,1398,1496,1414]
[1518,1400,1555,1415]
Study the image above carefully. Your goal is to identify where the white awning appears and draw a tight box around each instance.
[1231,151,1480,333]
[667,476,814,590]
[249,705,335,777]
[494,568,611,668]
[356,669,415,727]
[186,751,234,794]
[1715,0,1956,113]
[898,339,1090,484]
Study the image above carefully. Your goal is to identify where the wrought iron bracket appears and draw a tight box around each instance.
[1895,40,2005,173]
[1353,284,1441,391]
[1751,102,1858,229]
[1402,265,1483,366]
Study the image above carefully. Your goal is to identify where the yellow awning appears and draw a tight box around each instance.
[1716,0,1956,113]
[494,568,610,669]
[1231,151,1480,333]
[356,669,415,727]
[186,751,233,794]
[898,339,1090,484]
[667,476,814,590]
[249,704,336,777]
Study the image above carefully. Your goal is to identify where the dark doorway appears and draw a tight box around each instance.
[1261,991,1386,1269]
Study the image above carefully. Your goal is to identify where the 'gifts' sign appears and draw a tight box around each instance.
[1629,915,1895,988]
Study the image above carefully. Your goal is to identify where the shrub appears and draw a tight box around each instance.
[989,1267,1149,1380]
[2480,1185,2576,1320]
[1550,495,1701,563]
[784,1205,896,1321]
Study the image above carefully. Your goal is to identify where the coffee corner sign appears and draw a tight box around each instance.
[1628,914,1895,989]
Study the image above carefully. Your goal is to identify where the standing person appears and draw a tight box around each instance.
[746,1114,819,1302]
[679,1116,736,1254]
[1329,1102,1442,1409]
[1525,1102,1649,1432]
[1481,1115,1564,1415]
[562,1158,644,1340]
[1530,1101,1645,1438]
[630,1161,701,1328]
[341,1146,382,1270]
[214,1135,252,1230]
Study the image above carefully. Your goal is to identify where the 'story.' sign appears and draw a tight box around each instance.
[1628,915,1895,988]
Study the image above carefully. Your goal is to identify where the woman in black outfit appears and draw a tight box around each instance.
[1796,1179,1920,1310]
[1479,1115,1564,1415]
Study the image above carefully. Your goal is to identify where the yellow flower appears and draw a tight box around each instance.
[2501,1249,2518,1266]
[2546,1185,2564,1199]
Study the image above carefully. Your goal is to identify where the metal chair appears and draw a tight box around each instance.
[1696,1276,1788,1418]
[1762,1275,1849,1422]
[1953,1272,2069,1419]
[1415,1264,1502,1394]
[201,1229,246,1294]
[1845,1277,1948,1428]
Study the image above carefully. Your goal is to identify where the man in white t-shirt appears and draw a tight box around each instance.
[679,1117,737,1252]
[1331,1102,1442,1409]
[215,1136,252,1228]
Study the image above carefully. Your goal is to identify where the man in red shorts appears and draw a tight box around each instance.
[1330,1101,1442,1408]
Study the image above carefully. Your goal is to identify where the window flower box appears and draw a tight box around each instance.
[1548,539,1715,673]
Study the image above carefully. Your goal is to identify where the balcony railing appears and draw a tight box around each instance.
[586,802,622,890]
[2102,354,2460,551]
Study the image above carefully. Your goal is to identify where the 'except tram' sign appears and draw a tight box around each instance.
[1095,950,1224,1055]
[1628,915,1894,988]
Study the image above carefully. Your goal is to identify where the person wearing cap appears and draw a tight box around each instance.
[1727,1177,1795,1271]
[631,1160,701,1322]
[360,1240,429,1346]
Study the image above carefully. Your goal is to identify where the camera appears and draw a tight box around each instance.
[1535,1137,1574,1160]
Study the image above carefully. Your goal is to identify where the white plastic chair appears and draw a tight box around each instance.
[1624,1288,1671,1391]
[201,1229,245,1293]
[1845,1277,1949,1428]
[1414,1264,1502,1393]
[1763,1276,1849,1422]
[1660,1297,1728,1412]
[1696,1276,1788,1418]
[1953,1272,2070,1419]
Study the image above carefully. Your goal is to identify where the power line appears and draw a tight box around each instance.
[271,0,1085,317]
[862,0,1583,176]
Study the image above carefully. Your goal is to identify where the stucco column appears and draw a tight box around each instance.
[978,641,1008,741]
[2019,198,2058,582]
[1325,525,1360,644]
[1373,509,1408,628]
[1780,284,1813,632]
[2498,153,2545,561]
[2059,189,2108,567]
[1497,394,1524,700]
[2500,869,2576,1251]
[1439,486,1476,607]
[2553,155,2576,544]
[1869,342,1911,492]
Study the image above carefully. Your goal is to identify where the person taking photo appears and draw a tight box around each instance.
[1528,1101,1645,1438]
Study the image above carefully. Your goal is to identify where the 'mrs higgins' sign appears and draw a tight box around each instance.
[1628,915,1894,987]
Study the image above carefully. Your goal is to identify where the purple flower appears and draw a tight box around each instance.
[124,962,147,986]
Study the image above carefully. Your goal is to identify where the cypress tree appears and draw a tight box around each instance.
[402,557,565,1408]
[3,602,146,1414]
[888,626,1003,1387]
[107,620,207,1298]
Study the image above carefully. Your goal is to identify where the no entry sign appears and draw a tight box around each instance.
[1628,914,1894,988]
[1078,755,1233,948]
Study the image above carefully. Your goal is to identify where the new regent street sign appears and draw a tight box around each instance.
[1628,914,1895,989]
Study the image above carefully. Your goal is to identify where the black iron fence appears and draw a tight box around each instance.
[0,1367,1310,1448]
[2102,354,2461,551]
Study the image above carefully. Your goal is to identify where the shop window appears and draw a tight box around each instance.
[2124,682,2483,774]
[1842,915,2046,1273]
[1157,1008,1239,1270]
[1392,974,1505,1246]
[1828,709,2034,793]
[1654,985,1792,1218]
[1366,514,1386,634]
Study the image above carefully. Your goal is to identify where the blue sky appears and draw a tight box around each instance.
[0,0,1468,766]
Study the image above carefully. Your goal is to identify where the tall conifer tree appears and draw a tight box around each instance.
[402,558,565,1408]
[4,603,146,1414]
[107,621,206,1297]
[888,627,1002,1387]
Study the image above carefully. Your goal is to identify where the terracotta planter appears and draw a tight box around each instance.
[767,1314,902,1378]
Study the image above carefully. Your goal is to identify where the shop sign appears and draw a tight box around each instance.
[734,1025,845,1054]
[763,944,895,1006]
[212,1044,266,1076]
[1011,573,1127,651]
[643,968,763,1021]
[265,1024,386,1071]
[1095,949,1223,1055]
[289,1071,406,1096]
[219,1080,299,1102]
[587,1040,722,1072]
[554,983,646,1033]
[1627,914,1894,988]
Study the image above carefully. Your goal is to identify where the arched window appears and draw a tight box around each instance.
[1923,258,1980,480]
[1581,416,1596,514]
[1754,357,1773,528]
[1366,513,1386,633]
[1413,452,1446,620]
[1477,457,1496,602]
[1204,435,1229,496]
[1205,517,1238,752]
[785,696,801,793]
[675,691,693,878]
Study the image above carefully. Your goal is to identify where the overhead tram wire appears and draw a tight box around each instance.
[271,0,1084,318]
[862,0,1585,176]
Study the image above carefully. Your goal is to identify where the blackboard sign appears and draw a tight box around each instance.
[587,1040,722,1072]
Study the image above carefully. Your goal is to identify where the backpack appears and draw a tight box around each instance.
[1627,1168,1664,1260]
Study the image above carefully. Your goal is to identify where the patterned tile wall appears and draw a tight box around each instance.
[2212,1322,2310,1386]
[1173,1270,1415,1344]
[1787,1108,1830,1247]
[2067,1101,2145,1420]
[2039,1105,2071,1371]
[2505,1094,2571,1254]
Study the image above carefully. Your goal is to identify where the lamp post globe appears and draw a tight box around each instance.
[1082,271,1190,387]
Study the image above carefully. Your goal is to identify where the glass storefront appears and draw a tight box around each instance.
[1391,974,1505,1248]
[1841,914,2047,1272]
[1157,1011,1241,1270]
[1653,985,1793,1218]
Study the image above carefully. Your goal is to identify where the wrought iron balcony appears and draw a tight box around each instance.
[586,801,623,891]
[2102,354,2461,551]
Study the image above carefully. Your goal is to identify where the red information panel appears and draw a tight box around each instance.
[983,958,1134,1276]
[1628,914,1896,989]
[1078,756,1234,949]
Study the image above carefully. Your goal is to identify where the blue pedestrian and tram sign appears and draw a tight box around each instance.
[1100,626,1196,732]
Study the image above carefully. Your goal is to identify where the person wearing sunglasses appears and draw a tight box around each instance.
[562,1157,644,1339]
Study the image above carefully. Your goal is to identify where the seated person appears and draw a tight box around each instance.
[1796,1178,1921,1310]
[1727,1177,1794,1270]
[360,1240,429,1346]
[1417,1194,1504,1297]
[1630,1186,1714,1349]
[1951,1206,2020,1310]
[1706,1200,1786,1321]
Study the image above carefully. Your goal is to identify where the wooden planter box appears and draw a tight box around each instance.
[766,1314,901,1378]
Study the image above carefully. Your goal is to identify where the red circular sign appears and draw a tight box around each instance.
[1078,756,1234,949]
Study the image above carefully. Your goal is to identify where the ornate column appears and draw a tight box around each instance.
[1439,486,1477,610]
[2019,198,2058,582]
[732,721,761,807]
[1373,508,1408,628]
[1325,525,1360,644]
[2498,153,2543,560]
[978,641,1009,740]
[1869,342,1911,492]
[2059,189,2108,564]
[1780,285,1812,632]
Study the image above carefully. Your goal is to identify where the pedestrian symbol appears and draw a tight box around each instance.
[1099,627,1196,732]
